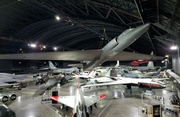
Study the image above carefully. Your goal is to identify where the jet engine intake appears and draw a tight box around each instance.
[9,93,16,101]
[73,112,89,117]
[0,95,8,102]
[103,38,119,51]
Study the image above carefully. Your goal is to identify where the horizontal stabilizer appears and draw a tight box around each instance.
[99,94,106,99]
[50,96,58,102]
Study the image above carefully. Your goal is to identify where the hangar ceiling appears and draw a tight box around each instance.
[0,0,180,56]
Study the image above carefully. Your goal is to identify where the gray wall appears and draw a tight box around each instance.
[0,60,13,71]
[172,55,180,75]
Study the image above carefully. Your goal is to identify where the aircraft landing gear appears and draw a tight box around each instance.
[60,104,64,109]
[65,106,69,111]
[127,85,131,89]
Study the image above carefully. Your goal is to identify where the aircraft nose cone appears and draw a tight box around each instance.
[129,23,150,40]
[134,23,150,33]
[138,23,150,30]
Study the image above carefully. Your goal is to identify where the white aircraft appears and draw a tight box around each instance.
[79,70,97,79]
[82,67,166,89]
[50,87,106,117]
[79,61,119,79]
[0,23,163,71]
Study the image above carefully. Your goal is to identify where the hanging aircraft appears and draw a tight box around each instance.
[0,23,163,70]
[50,86,106,117]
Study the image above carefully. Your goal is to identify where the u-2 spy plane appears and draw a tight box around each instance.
[0,23,163,70]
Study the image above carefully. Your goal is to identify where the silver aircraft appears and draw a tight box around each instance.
[48,61,79,74]
[0,23,163,70]
[50,87,106,117]
[0,73,34,89]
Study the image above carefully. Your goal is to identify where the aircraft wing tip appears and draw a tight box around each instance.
[99,94,106,99]
[50,96,59,102]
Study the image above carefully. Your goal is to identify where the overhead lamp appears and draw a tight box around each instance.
[165,54,169,58]
[28,43,36,48]
[31,44,36,48]
[53,47,57,51]
[43,45,46,49]
[170,45,177,50]
[55,15,60,20]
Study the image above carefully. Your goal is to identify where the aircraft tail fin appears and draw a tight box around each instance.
[50,96,58,102]
[48,61,57,69]
[150,51,154,55]
[147,61,154,68]
[115,60,120,67]
[86,70,96,78]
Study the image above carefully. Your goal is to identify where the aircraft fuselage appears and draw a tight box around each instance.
[84,23,150,70]
[73,89,89,117]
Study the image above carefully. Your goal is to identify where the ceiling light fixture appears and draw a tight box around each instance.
[53,47,57,51]
[30,44,36,48]
[170,45,177,50]
[55,15,60,20]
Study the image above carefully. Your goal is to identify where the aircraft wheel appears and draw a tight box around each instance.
[10,94,17,101]
[21,83,27,88]
[90,105,93,111]
[60,104,64,109]
[35,82,39,85]
[1,96,8,103]
[94,103,97,108]
[17,86,22,90]
[65,106,69,111]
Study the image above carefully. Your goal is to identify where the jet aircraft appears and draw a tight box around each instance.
[50,86,106,117]
[82,67,166,89]
[0,73,34,90]
[0,23,163,70]
[48,61,79,75]
[129,61,155,72]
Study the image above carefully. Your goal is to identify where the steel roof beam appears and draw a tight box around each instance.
[84,0,89,15]
[88,0,141,19]
[134,0,156,54]
[65,0,88,16]
[152,23,179,38]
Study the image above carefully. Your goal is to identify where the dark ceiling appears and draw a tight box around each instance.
[0,0,180,56]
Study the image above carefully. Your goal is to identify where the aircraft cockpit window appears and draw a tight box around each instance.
[123,70,129,73]
[78,103,84,111]
[118,28,134,38]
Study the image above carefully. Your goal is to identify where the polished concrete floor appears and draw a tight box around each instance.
[4,79,179,117]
